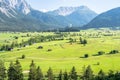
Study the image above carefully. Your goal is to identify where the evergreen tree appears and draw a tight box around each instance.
[108,70,115,80]
[8,60,23,80]
[63,71,69,80]
[14,60,24,80]
[79,37,83,44]
[79,37,87,46]
[47,67,54,80]
[83,39,87,46]
[58,70,62,80]
[0,60,6,80]
[28,60,37,80]
[82,65,94,80]
[114,72,120,80]
[69,38,74,44]
[70,66,77,80]
[36,66,43,80]
[8,62,16,80]
[95,69,106,80]
[1,45,6,51]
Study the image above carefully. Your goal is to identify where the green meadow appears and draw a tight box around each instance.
[0,29,120,75]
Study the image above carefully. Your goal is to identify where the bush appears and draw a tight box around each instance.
[6,48,12,51]
[47,49,52,52]
[14,36,19,39]
[84,54,89,58]
[98,51,105,55]
[109,50,119,54]
[37,46,43,49]
[97,62,100,65]
[21,55,25,59]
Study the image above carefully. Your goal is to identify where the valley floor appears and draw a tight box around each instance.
[0,29,120,76]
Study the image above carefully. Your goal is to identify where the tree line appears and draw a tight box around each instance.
[0,60,120,80]
[0,33,88,52]
[0,33,67,51]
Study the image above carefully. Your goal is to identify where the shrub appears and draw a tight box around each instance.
[21,54,25,59]
[47,49,52,52]
[37,46,43,49]
[109,50,119,54]
[14,36,19,39]
[98,51,105,55]
[7,48,12,51]
[84,54,89,58]
[23,45,26,47]
[97,62,100,65]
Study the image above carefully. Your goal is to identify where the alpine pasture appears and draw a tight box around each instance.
[0,29,120,75]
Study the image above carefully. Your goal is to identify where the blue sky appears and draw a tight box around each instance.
[26,0,120,13]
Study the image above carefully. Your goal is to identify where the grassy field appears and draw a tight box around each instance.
[0,30,120,76]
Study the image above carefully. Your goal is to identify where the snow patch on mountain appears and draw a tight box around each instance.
[0,6,16,17]
[49,6,91,16]
[0,0,31,17]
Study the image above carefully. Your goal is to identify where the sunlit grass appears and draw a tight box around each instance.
[0,30,120,75]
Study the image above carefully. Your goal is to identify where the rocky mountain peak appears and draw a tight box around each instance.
[0,0,31,17]
[47,6,93,16]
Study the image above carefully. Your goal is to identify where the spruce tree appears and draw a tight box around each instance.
[98,69,106,80]
[95,69,106,80]
[36,66,43,80]
[58,70,62,80]
[83,39,87,46]
[47,67,54,80]
[28,60,37,80]
[82,65,94,80]
[8,62,16,80]
[0,60,6,80]
[8,60,23,80]
[108,70,115,80]
[70,66,77,80]
[80,37,83,44]
[63,71,68,80]
[14,60,24,80]
[115,72,120,80]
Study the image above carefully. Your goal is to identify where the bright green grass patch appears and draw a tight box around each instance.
[0,30,120,75]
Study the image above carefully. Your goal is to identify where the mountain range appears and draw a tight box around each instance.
[84,7,120,29]
[0,0,97,31]
[47,6,97,27]
[1,0,120,31]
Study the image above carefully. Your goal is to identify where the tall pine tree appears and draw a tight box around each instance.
[63,71,68,80]
[28,60,37,80]
[70,66,77,80]
[58,70,62,80]
[14,60,24,80]
[0,60,6,80]
[8,62,15,80]
[8,60,23,80]
[36,66,43,80]
[47,67,54,80]
[95,69,106,80]
[82,65,94,80]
